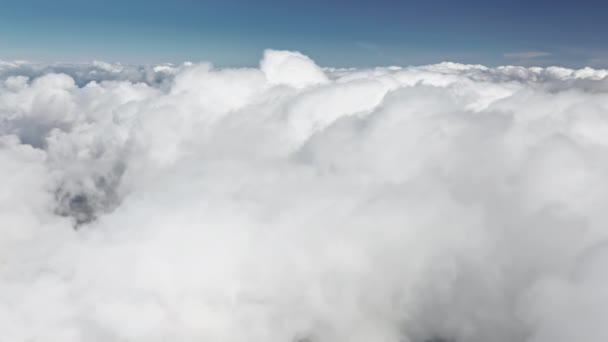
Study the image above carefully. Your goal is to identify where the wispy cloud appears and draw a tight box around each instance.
[355,41,385,56]
[504,51,552,59]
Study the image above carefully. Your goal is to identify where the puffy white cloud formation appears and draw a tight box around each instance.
[2,49,608,342]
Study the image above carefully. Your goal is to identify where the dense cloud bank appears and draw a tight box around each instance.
[2,50,608,342]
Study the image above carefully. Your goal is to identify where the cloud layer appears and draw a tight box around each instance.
[3,50,608,342]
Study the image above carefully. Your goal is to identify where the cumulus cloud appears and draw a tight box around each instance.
[2,49,608,342]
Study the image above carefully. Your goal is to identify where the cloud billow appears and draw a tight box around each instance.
[2,49,608,342]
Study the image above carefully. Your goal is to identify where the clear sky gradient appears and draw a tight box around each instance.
[1,0,607,67]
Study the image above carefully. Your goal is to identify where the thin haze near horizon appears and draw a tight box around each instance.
[1,0,607,68]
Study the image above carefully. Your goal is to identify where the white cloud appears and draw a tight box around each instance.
[260,49,329,88]
[2,50,608,341]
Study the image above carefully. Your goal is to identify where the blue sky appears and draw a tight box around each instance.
[0,0,607,67]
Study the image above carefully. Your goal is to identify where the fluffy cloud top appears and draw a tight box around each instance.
[2,50,608,342]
